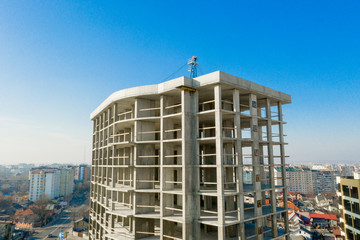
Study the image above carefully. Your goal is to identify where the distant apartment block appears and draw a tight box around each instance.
[59,167,75,197]
[76,164,91,183]
[338,172,360,239]
[312,169,339,194]
[275,167,313,194]
[29,168,60,201]
[272,165,343,195]
[89,71,291,239]
[340,165,356,177]
[74,166,80,181]
[29,167,75,201]
[243,170,253,184]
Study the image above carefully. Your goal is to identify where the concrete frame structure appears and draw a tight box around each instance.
[89,71,291,240]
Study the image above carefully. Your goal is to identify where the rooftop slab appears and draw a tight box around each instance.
[90,71,291,119]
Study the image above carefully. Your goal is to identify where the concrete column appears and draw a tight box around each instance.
[111,109,116,189]
[102,113,106,148]
[278,102,289,239]
[257,106,266,206]
[192,90,200,240]
[106,147,110,186]
[111,153,116,187]
[182,89,196,239]
[160,95,165,240]
[233,89,245,240]
[99,115,102,149]
[107,107,111,127]
[106,107,110,183]
[113,103,118,122]
[94,118,98,150]
[249,94,263,240]
[97,117,100,150]
[265,99,278,238]
[214,85,225,239]
[133,99,139,237]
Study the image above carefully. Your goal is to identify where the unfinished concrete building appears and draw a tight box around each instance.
[89,71,291,240]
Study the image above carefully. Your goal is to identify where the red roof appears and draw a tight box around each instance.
[14,207,34,217]
[280,201,299,211]
[310,213,337,220]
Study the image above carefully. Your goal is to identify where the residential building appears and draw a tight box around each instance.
[274,166,313,194]
[59,167,75,197]
[73,217,89,232]
[243,170,253,184]
[290,225,312,240]
[29,168,60,201]
[339,173,360,239]
[74,166,80,181]
[310,214,338,228]
[340,165,356,177]
[13,207,41,228]
[315,195,330,208]
[29,167,75,201]
[89,71,291,239]
[79,164,91,183]
[312,169,339,194]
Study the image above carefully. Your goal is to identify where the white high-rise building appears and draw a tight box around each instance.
[29,168,60,201]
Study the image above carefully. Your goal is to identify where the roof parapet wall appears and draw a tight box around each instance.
[90,71,291,120]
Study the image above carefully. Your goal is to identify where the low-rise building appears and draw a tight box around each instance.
[13,207,40,229]
[315,195,330,208]
[310,213,338,228]
[73,217,89,232]
[290,225,312,240]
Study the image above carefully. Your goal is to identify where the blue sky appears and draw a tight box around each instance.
[0,1,359,165]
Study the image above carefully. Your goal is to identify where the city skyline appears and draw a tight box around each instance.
[1,1,360,165]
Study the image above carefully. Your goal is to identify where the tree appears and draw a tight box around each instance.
[71,205,89,221]
[75,182,90,193]
[78,205,89,219]
[0,196,12,210]
[4,223,11,239]
[1,183,11,194]
[31,195,50,226]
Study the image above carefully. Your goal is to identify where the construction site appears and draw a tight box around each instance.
[89,65,291,239]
